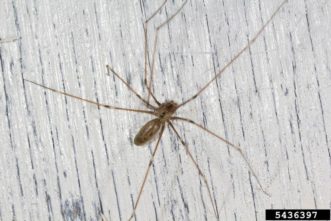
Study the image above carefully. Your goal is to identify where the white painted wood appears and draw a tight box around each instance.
[0,0,330,220]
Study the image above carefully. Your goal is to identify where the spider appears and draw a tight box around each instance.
[24,0,288,220]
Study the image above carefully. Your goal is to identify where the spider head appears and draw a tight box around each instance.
[156,101,178,120]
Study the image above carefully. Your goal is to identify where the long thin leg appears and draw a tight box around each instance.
[145,0,168,24]
[143,1,168,106]
[100,213,108,221]
[168,122,219,220]
[128,125,165,221]
[106,65,157,110]
[177,0,288,108]
[171,116,270,196]
[143,26,161,106]
[144,0,188,104]
[24,79,156,116]
[0,36,19,43]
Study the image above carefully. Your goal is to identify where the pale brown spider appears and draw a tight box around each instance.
[24,0,288,219]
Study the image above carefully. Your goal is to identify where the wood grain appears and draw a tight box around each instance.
[0,0,330,220]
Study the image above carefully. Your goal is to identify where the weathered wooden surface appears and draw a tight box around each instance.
[0,0,330,220]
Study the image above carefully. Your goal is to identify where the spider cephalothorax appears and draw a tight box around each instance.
[155,101,178,120]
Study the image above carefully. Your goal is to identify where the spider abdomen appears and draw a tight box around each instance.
[134,119,162,146]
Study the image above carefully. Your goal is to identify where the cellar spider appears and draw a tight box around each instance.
[24,0,288,220]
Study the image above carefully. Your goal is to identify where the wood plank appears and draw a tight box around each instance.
[0,0,330,220]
